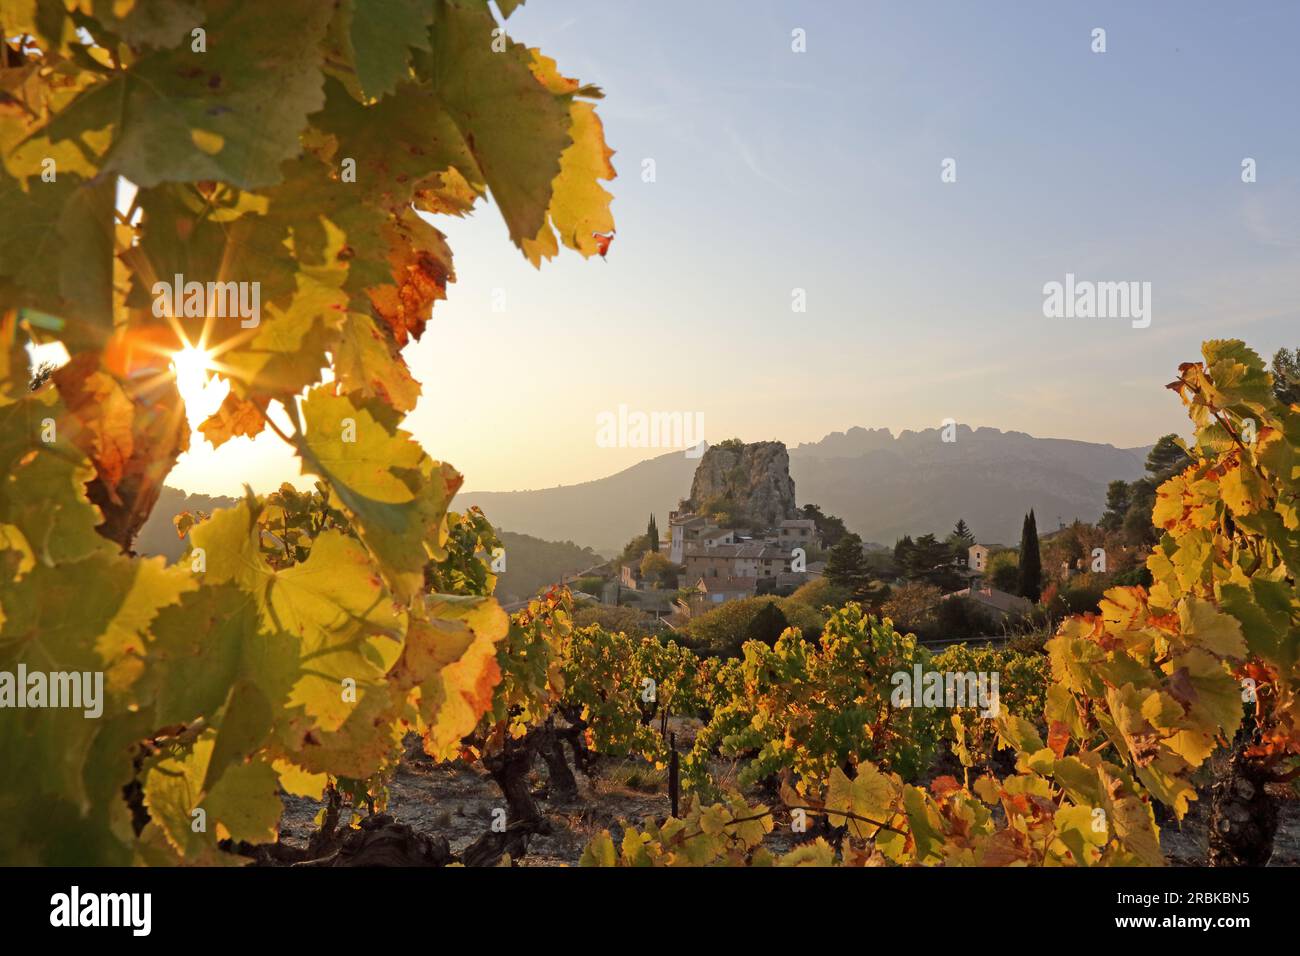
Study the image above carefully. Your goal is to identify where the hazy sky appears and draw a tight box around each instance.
[165,0,1300,497]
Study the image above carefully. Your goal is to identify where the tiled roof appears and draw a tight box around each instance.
[684,544,743,558]
[945,586,1032,615]
[671,514,709,528]
[697,576,758,593]
[735,543,784,559]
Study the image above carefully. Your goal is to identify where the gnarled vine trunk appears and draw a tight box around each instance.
[483,737,546,829]
[1208,739,1278,866]
[537,721,579,799]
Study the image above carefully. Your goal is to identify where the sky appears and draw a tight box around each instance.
[160,0,1300,497]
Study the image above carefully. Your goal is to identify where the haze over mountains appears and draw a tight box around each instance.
[140,425,1151,560]
[456,425,1151,555]
[789,425,1149,547]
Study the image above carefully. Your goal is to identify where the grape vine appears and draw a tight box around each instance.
[0,0,614,865]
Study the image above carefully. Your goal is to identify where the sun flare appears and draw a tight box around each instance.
[170,345,228,425]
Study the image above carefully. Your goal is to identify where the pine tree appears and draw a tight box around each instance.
[801,503,848,548]
[826,532,870,596]
[646,513,659,552]
[1145,434,1192,482]
[1099,479,1132,532]
[1017,510,1042,602]
[893,535,914,569]
[1271,346,1300,405]
[952,519,973,543]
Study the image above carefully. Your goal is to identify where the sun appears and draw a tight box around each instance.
[170,345,228,425]
[171,345,212,390]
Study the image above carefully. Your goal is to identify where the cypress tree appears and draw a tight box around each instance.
[1018,510,1042,601]
[647,513,659,552]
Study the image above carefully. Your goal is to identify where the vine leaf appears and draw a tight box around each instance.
[44,0,333,188]
[430,0,572,250]
[396,594,509,759]
[298,387,461,603]
[332,0,432,102]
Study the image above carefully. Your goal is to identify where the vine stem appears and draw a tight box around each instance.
[680,804,908,842]
[264,412,295,446]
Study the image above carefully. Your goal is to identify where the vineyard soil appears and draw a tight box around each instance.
[272,731,1300,868]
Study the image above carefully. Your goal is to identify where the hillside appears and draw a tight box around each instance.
[492,530,604,603]
[457,452,698,556]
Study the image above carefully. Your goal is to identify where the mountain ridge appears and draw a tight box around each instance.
[457,425,1153,554]
[140,424,1155,558]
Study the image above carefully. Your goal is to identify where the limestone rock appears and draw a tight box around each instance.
[687,441,799,528]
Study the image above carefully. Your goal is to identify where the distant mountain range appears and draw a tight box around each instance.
[788,425,1150,547]
[138,424,1152,563]
[458,425,1151,554]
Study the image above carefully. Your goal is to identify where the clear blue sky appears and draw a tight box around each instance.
[171,1,1300,496]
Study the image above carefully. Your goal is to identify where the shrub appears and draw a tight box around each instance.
[879,581,941,634]
[686,596,824,657]
[571,575,608,596]
[572,604,662,638]
[788,576,853,611]
[934,596,995,640]
[987,550,1020,592]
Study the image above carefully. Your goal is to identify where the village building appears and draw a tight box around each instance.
[941,583,1033,621]
[691,575,758,608]
[698,527,737,548]
[668,512,713,563]
[683,542,788,583]
[768,518,819,551]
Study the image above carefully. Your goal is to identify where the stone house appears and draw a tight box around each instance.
[684,543,788,583]
[691,575,758,609]
[769,518,818,551]
[698,527,737,548]
[943,583,1032,621]
[668,513,712,564]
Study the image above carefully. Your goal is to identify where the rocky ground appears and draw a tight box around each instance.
[275,733,1300,867]
[277,754,677,866]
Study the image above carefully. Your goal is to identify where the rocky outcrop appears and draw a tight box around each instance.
[687,441,799,528]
